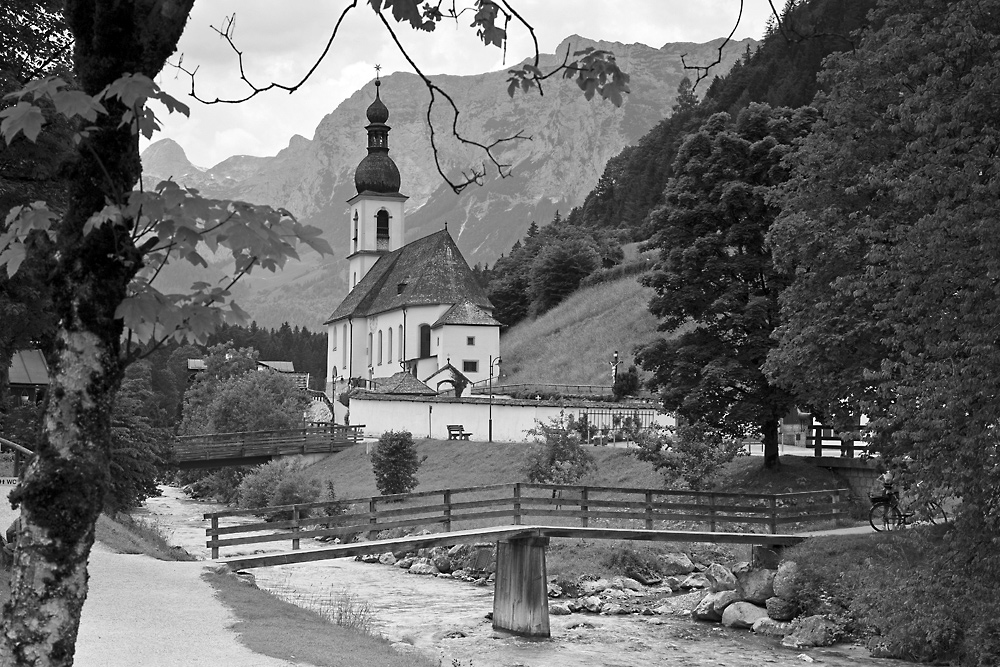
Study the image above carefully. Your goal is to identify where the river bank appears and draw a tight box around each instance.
[138,485,902,667]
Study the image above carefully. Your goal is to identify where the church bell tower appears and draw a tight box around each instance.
[346,72,408,289]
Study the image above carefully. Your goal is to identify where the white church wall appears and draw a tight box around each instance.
[435,324,499,384]
[350,395,674,443]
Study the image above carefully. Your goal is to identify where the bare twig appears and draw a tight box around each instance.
[681,0,744,88]
[170,2,359,104]
[377,11,527,193]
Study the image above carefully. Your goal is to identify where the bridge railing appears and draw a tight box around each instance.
[0,437,34,477]
[204,482,849,558]
[173,425,365,464]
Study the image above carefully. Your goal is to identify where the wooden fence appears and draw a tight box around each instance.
[205,482,849,558]
[173,425,365,466]
[807,425,871,458]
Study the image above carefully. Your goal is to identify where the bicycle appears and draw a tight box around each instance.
[869,485,948,531]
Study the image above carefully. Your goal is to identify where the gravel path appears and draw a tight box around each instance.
[75,544,298,667]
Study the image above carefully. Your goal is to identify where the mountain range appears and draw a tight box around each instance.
[141,35,754,330]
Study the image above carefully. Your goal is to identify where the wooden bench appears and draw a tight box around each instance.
[447,424,472,440]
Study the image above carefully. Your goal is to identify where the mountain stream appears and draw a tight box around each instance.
[138,486,900,667]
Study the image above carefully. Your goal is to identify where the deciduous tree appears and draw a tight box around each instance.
[768,0,1000,545]
[637,103,815,467]
[0,2,630,662]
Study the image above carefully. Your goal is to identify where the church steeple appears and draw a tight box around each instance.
[346,70,408,290]
[354,72,400,194]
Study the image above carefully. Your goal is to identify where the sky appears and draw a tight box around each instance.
[151,1,774,168]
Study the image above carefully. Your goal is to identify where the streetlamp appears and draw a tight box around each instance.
[489,355,502,442]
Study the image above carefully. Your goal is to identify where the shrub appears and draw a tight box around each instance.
[630,419,744,490]
[600,545,662,582]
[524,413,594,485]
[178,466,252,503]
[786,527,1000,665]
[269,473,322,517]
[370,430,423,496]
[612,365,640,400]
[236,460,322,520]
[236,461,290,510]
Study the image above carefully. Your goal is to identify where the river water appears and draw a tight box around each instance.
[138,486,900,667]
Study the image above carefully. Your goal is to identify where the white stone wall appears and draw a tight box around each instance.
[349,395,674,443]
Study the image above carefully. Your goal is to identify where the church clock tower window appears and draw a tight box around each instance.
[376,210,390,249]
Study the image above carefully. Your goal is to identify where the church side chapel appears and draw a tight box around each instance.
[324,76,501,404]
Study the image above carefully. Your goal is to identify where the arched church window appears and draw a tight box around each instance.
[376,210,390,250]
[387,327,393,363]
[377,330,383,365]
[419,324,431,359]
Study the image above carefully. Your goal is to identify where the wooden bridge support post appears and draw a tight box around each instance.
[645,491,653,530]
[369,498,378,541]
[292,506,300,551]
[580,488,588,528]
[493,536,550,638]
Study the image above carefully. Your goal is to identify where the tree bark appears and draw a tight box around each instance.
[0,3,192,664]
[762,417,780,469]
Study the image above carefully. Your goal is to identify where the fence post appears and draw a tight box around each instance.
[291,505,301,550]
[709,493,717,533]
[513,483,522,525]
[580,487,589,528]
[645,491,653,530]
[209,515,219,560]
[369,497,378,540]
[444,489,452,532]
[833,489,842,526]
[769,496,777,534]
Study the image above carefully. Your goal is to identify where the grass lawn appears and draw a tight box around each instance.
[204,568,435,667]
[301,437,665,500]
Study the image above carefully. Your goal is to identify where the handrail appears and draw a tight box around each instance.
[203,482,849,558]
[0,437,34,458]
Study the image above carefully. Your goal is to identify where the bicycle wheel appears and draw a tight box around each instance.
[870,502,904,531]
[926,501,948,525]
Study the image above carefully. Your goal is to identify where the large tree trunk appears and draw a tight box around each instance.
[0,3,192,664]
[762,417,780,469]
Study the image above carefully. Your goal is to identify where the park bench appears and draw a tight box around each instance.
[447,424,472,440]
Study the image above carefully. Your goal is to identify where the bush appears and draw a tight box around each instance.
[630,419,744,490]
[177,466,252,503]
[600,545,662,582]
[370,430,423,496]
[786,527,1000,665]
[612,365,640,400]
[236,460,322,520]
[524,414,594,485]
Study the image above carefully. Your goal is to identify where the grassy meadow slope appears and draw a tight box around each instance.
[302,438,663,500]
[499,273,664,387]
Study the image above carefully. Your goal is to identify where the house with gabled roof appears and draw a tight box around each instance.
[324,78,501,401]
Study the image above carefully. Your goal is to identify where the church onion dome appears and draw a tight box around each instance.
[366,90,389,124]
[355,79,400,194]
[355,153,401,194]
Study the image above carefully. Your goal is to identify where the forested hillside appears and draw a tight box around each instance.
[485,0,877,328]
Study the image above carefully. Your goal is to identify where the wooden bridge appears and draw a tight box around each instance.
[172,424,365,469]
[206,482,847,637]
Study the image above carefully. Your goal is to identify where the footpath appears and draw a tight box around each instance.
[75,544,300,667]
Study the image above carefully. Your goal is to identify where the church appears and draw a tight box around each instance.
[324,78,501,401]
